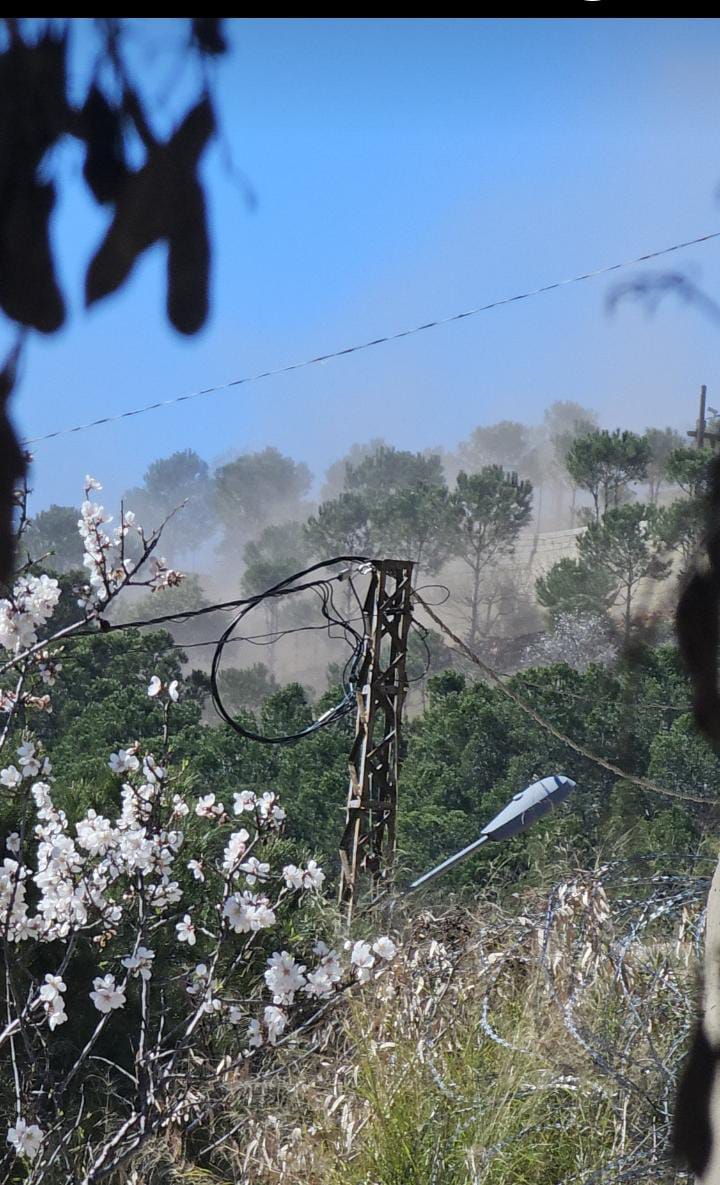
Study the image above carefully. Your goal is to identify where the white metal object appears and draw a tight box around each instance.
[407,774,577,893]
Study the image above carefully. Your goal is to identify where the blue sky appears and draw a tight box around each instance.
[14,17,720,511]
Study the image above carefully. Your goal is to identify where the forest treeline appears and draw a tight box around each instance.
[14,395,720,898]
[23,400,712,664]
[7,575,718,901]
[0,404,715,1181]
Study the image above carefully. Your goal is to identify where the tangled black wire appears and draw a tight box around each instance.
[209,555,371,745]
[92,555,437,745]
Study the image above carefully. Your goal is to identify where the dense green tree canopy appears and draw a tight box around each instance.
[307,446,458,577]
[22,504,83,572]
[457,420,531,474]
[241,522,308,597]
[344,445,445,500]
[577,504,670,639]
[644,426,685,502]
[543,400,598,451]
[452,467,533,643]
[664,444,713,497]
[371,482,460,573]
[123,448,214,560]
[218,662,280,712]
[304,491,374,558]
[536,556,616,622]
[12,415,716,911]
[565,429,651,521]
[651,497,704,570]
[319,438,389,502]
[215,447,313,549]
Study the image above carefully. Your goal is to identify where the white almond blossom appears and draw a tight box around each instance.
[17,741,41,777]
[39,973,68,1030]
[0,573,60,653]
[0,485,406,1181]
[264,951,307,1004]
[304,966,335,998]
[122,946,155,980]
[372,936,398,960]
[317,947,343,984]
[233,790,257,814]
[147,556,184,590]
[222,829,249,874]
[350,940,375,983]
[39,973,66,1001]
[176,914,196,945]
[46,997,68,1030]
[195,793,225,820]
[38,656,62,685]
[246,1016,263,1046]
[264,1004,287,1044]
[282,859,325,892]
[250,900,276,929]
[109,749,140,775]
[223,891,276,934]
[257,791,286,828]
[143,755,165,783]
[7,1118,44,1160]
[90,974,126,1014]
[192,963,208,981]
[240,856,270,885]
[223,894,250,933]
[76,810,114,856]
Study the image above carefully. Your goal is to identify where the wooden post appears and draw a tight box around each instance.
[699,385,708,449]
[688,385,708,448]
[338,559,414,920]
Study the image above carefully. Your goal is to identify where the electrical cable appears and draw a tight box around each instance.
[509,675,689,717]
[407,621,433,684]
[409,582,451,607]
[72,574,355,636]
[209,555,370,744]
[413,590,719,806]
[21,229,720,447]
[173,613,367,651]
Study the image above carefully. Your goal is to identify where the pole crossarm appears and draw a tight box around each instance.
[338,559,414,919]
[687,384,716,447]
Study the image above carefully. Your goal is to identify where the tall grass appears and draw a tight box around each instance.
[123,868,702,1185]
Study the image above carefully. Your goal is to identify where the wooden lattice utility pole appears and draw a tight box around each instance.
[338,559,414,919]
[687,384,720,449]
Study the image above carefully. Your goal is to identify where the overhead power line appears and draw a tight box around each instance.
[22,229,720,447]
[412,591,718,807]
